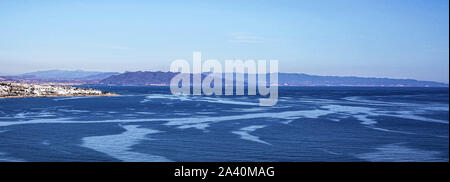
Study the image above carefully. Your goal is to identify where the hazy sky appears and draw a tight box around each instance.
[0,0,448,83]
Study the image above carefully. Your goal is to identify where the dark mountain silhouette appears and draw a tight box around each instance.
[277,73,449,86]
[100,71,179,86]
[98,71,448,87]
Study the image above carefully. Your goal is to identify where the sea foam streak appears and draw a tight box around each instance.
[0,103,446,131]
[356,143,445,162]
[82,125,171,162]
[0,152,26,162]
[232,125,271,145]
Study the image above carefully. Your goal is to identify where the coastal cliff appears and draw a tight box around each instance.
[0,82,118,98]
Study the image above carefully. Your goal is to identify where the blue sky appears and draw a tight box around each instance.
[0,0,448,83]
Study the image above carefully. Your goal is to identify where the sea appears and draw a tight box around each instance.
[0,86,448,162]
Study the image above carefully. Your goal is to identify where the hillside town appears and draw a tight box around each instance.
[0,82,118,98]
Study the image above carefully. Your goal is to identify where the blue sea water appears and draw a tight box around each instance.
[0,86,448,162]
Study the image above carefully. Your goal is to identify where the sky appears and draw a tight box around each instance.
[0,0,448,83]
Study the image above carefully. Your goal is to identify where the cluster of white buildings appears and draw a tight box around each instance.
[0,83,9,96]
[0,82,105,97]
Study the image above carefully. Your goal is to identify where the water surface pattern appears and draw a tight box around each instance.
[0,87,448,162]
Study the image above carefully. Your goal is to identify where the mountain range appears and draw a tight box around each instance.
[1,70,448,87]
[99,71,448,87]
[19,70,119,80]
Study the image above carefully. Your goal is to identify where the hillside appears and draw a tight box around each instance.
[98,71,448,87]
[99,71,179,86]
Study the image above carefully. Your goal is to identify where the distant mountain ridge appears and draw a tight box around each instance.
[1,70,446,87]
[100,71,178,86]
[98,71,449,87]
[19,70,119,80]
[277,73,448,87]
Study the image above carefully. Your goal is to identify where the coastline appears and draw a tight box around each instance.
[1,82,120,99]
[0,93,120,99]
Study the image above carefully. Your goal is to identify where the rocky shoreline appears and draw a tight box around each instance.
[0,82,119,99]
